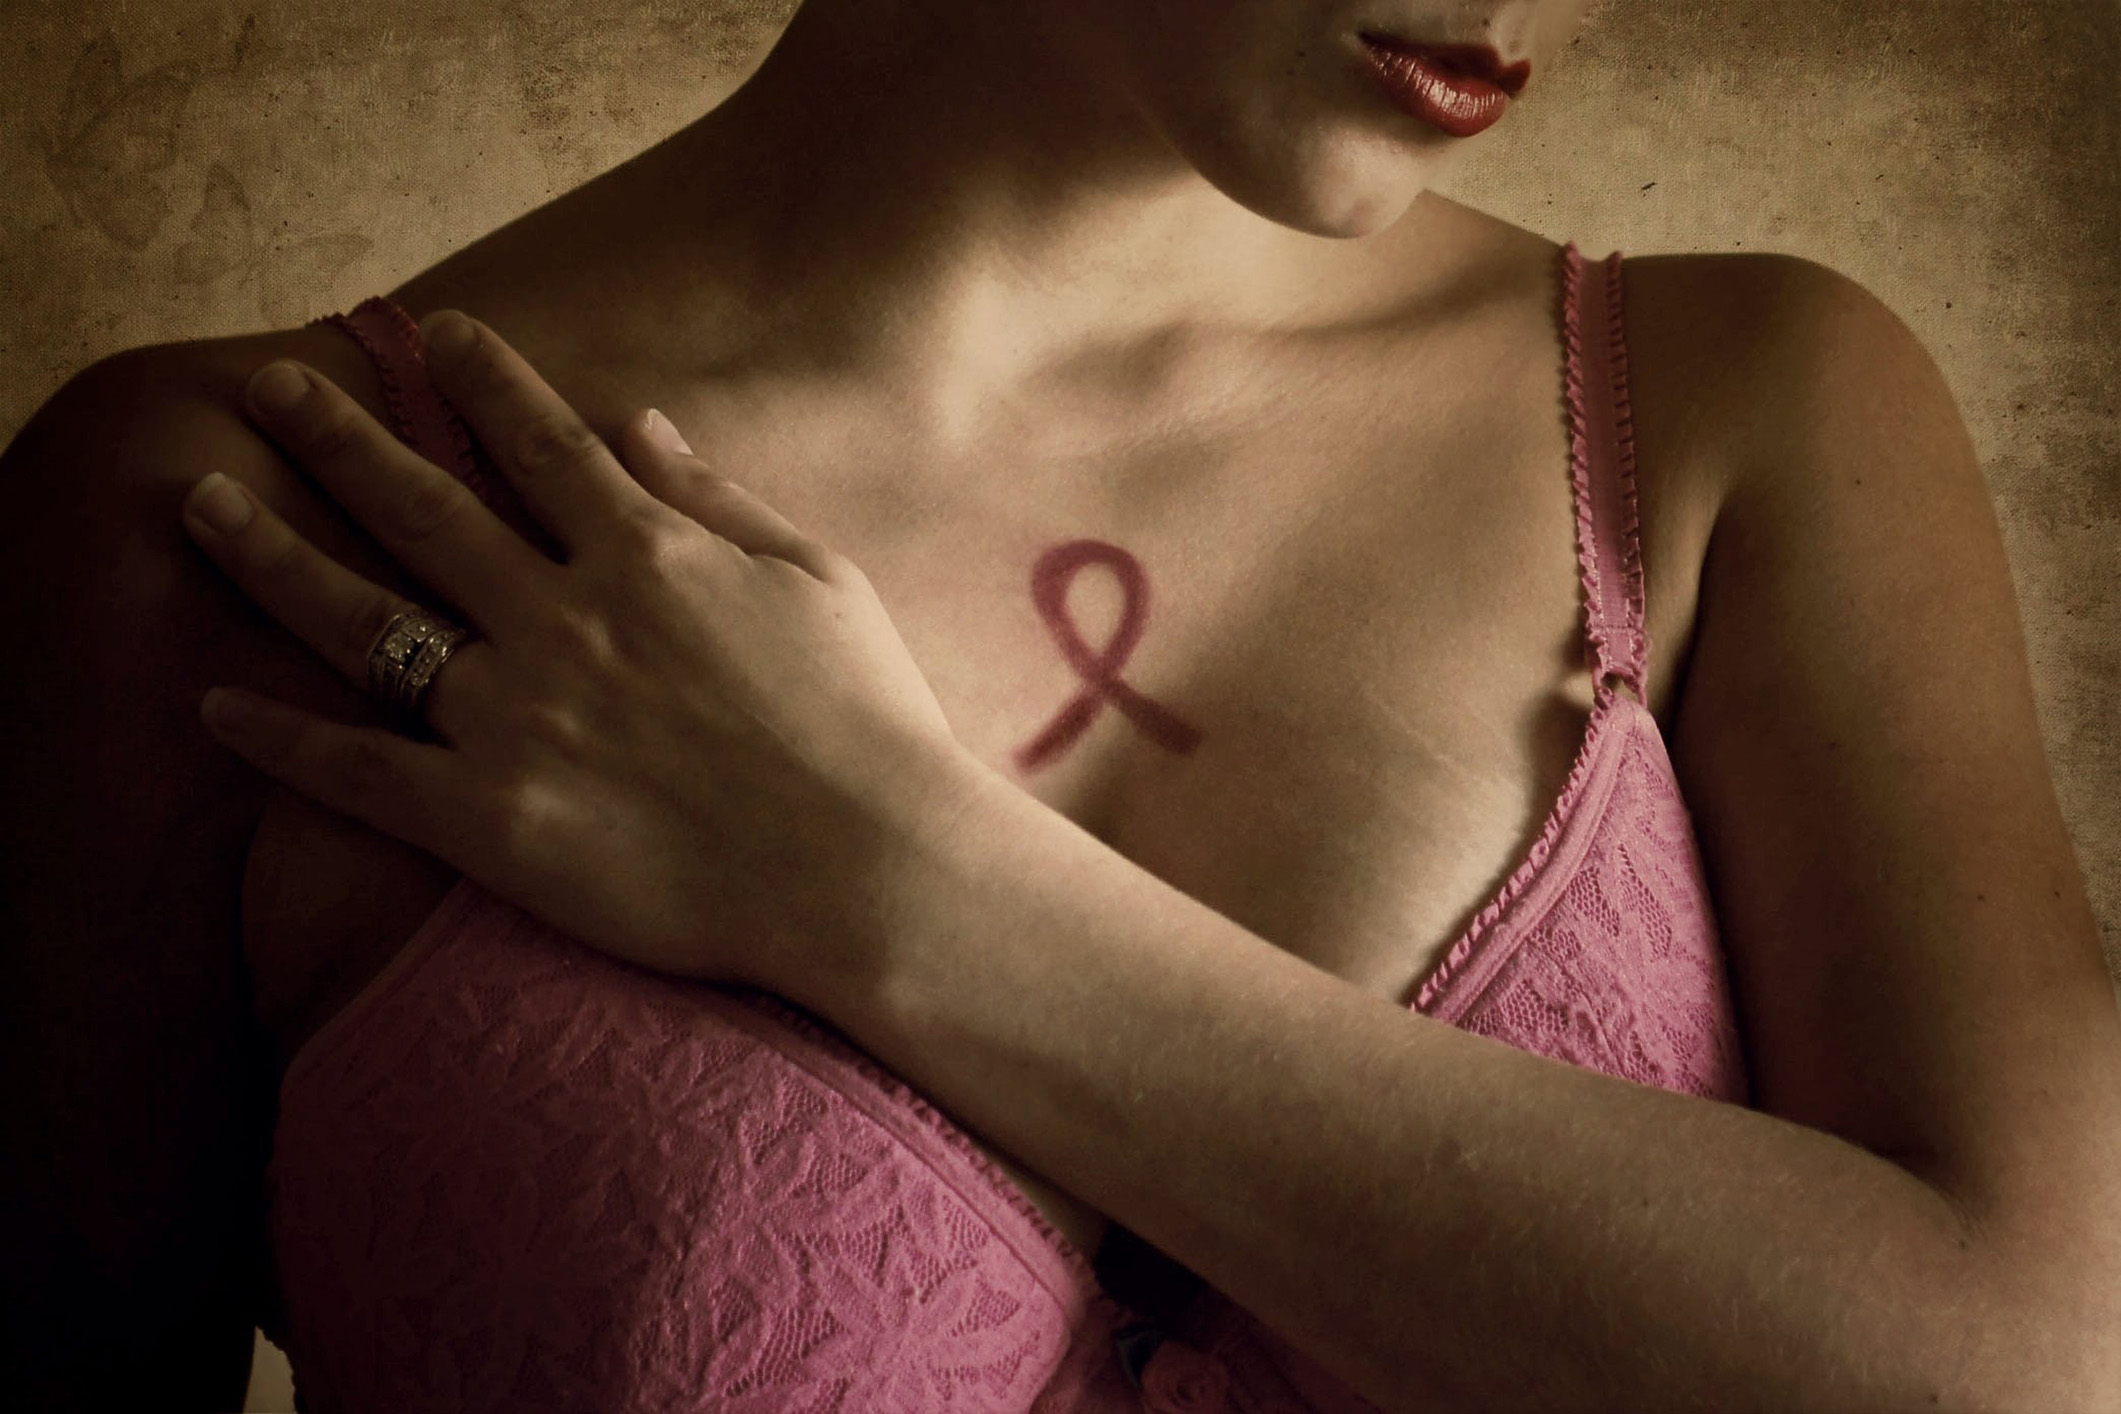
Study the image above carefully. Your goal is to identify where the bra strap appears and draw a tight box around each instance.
[1560,243,1650,701]
[310,297,478,479]
[307,297,561,560]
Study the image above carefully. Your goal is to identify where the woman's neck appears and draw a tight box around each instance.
[585,0,1466,441]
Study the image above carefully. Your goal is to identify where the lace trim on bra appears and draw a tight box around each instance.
[309,297,563,560]
[1408,242,1646,1015]
[1602,253,1650,691]
[311,298,486,494]
[1567,245,1650,695]
[1408,688,1626,1014]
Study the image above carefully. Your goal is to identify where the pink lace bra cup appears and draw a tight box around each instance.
[260,243,1751,1413]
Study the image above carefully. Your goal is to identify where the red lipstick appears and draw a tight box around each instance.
[1357,32,1530,138]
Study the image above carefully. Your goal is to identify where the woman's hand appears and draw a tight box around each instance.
[179,310,985,997]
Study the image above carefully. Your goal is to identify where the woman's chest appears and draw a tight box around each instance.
[243,255,1732,1288]
[245,265,1718,1058]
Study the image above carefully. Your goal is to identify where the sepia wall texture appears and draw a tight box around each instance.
[1,3,2114,1409]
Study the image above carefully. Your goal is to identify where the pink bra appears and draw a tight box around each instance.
[259,242,1750,1413]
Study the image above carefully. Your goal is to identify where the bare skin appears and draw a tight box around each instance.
[8,2,1791,1388]
[229,182,1739,1274]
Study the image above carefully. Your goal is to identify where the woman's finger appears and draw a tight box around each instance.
[619,408,844,582]
[179,470,494,744]
[416,310,660,555]
[242,357,553,636]
[197,685,481,867]
[182,470,430,680]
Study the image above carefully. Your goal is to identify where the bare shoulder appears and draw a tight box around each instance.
[1641,251,2121,1394]
[9,324,478,805]
[37,317,397,500]
[1597,250,1935,712]
[0,320,417,1401]
[26,319,448,662]
[1617,250,1935,488]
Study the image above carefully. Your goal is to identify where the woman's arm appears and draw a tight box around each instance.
[0,350,282,1411]
[0,332,475,1411]
[798,258,2121,1412]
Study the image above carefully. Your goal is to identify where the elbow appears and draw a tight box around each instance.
[2002,1303,2121,1414]
[1883,1153,2121,1413]
[1916,1251,2121,1413]
[1953,1318,2121,1414]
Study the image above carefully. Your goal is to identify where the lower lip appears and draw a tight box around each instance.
[1358,37,1511,138]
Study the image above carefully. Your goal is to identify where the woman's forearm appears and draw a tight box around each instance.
[804,764,2066,1412]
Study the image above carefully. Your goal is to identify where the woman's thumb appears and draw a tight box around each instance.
[626,408,836,579]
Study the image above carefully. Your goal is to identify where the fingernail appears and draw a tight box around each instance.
[186,472,254,535]
[248,361,309,415]
[648,408,693,454]
[420,310,476,361]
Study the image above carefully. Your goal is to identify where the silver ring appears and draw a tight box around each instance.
[366,607,475,731]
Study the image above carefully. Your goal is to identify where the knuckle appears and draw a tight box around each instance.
[248,521,311,586]
[687,469,735,499]
[814,546,864,587]
[448,333,500,390]
[490,775,557,856]
[674,466,726,502]
[511,417,605,476]
[516,697,589,756]
[299,404,367,461]
[765,538,849,587]
[613,510,690,567]
[391,476,468,544]
[543,605,614,665]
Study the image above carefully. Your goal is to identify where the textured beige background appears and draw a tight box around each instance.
[1,2,2114,1408]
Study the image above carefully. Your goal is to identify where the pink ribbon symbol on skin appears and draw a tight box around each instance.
[1012,539,1204,773]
